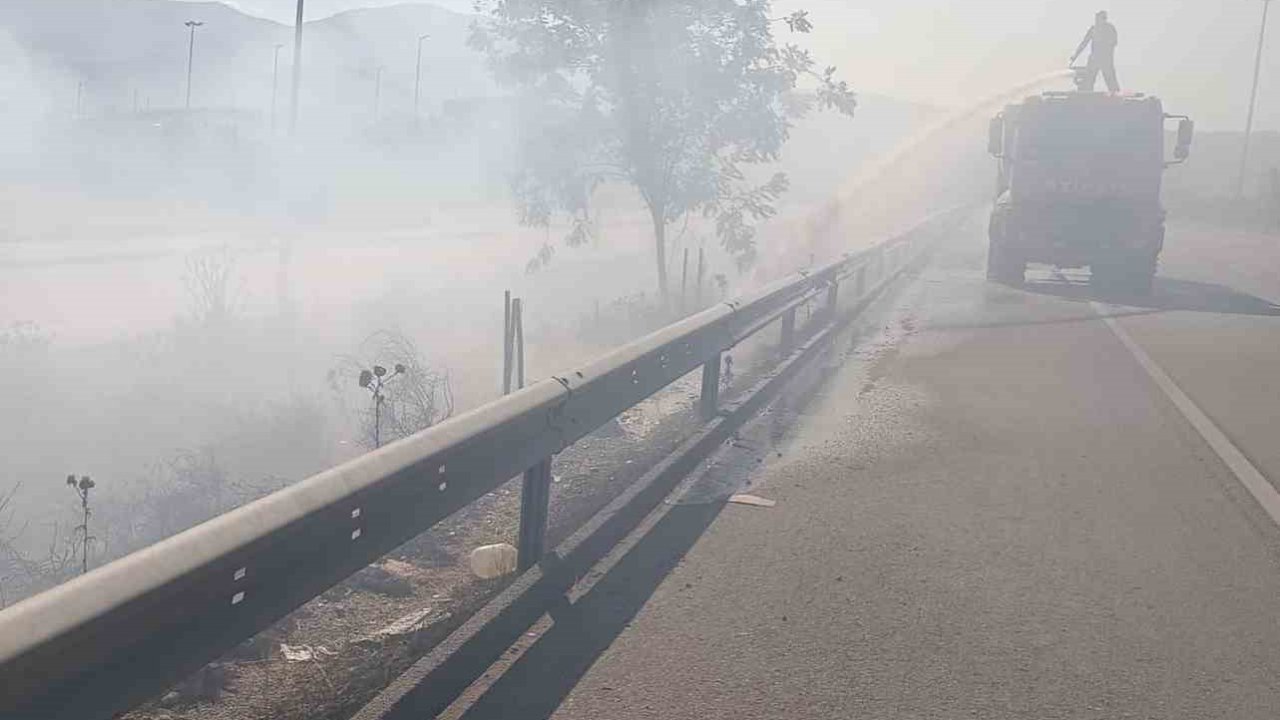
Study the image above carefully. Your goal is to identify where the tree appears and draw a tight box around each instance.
[472,1,856,299]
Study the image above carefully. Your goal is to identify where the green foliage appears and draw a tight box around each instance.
[472,0,856,295]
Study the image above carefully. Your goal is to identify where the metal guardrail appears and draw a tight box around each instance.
[0,210,954,720]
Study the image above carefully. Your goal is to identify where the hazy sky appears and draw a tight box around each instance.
[189,0,1275,131]
[784,0,1276,132]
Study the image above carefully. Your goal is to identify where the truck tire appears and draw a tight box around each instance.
[1134,224,1165,295]
[986,213,1024,285]
[1127,257,1156,295]
[986,239,1024,285]
[1094,220,1162,295]
[1090,262,1123,294]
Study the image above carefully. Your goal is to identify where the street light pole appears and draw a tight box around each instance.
[1238,0,1273,198]
[184,20,204,111]
[271,43,284,132]
[415,34,429,126]
[290,0,305,134]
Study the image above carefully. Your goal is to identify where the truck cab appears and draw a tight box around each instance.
[986,91,1194,293]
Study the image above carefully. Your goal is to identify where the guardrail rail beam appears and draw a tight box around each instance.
[0,207,963,720]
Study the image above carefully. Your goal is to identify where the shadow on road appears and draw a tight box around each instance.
[1020,273,1280,317]
[448,290,879,719]
[458,501,727,720]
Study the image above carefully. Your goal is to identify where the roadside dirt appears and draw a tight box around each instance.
[123,369,724,720]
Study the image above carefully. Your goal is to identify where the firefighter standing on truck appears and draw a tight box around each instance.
[1071,11,1120,92]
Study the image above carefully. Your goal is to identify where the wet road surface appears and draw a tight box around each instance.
[468,218,1280,719]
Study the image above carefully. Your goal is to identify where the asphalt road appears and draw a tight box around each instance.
[462,218,1280,719]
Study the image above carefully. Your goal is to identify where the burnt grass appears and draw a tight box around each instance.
[123,321,793,720]
[123,384,708,720]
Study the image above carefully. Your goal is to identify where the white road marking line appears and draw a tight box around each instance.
[1093,302,1280,528]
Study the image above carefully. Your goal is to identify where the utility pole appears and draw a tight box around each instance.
[373,66,384,123]
[271,43,284,132]
[75,80,84,119]
[184,20,204,111]
[290,0,305,134]
[1238,0,1273,198]
[415,33,429,127]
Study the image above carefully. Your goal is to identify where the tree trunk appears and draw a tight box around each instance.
[650,204,669,300]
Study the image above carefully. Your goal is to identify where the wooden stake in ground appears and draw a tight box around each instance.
[696,246,705,309]
[681,248,689,314]
[503,290,513,395]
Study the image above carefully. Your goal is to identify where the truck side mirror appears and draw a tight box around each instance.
[988,117,1004,157]
[1175,118,1194,161]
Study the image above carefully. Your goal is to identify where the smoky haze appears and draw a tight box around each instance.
[782,0,1278,133]
[5,4,1280,720]
[180,0,1280,131]
[0,0,1272,631]
[0,0,965,606]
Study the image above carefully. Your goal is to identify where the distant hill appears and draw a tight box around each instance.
[0,0,490,119]
[0,1,953,234]
[179,0,479,25]
[0,1,941,172]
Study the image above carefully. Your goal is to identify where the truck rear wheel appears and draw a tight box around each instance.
[986,212,1024,285]
[986,241,1025,285]
[1128,260,1155,295]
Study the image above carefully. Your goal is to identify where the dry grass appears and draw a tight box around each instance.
[124,372,713,720]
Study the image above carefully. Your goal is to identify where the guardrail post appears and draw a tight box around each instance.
[502,291,513,395]
[780,307,796,351]
[517,457,553,571]
[700,354,721,420]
